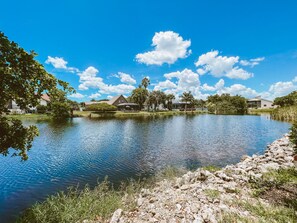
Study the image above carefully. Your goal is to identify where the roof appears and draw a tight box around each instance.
[117,103,139,106]
[84,101,101,106]
[247,97,273,103]
[107,95,126,105]
[41,94,50,102]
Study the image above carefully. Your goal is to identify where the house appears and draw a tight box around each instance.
[106,95,128,106]
[84,95,128,110]
[40,94,50,106]
[247,96,274,109]
[7,94,51,113]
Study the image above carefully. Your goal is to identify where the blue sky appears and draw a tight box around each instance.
[1,0,297,101]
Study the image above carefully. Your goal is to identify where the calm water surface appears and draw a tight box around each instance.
[0,114,290,222]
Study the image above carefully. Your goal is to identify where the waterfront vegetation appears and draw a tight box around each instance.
[17,166,186,223]
[17,166,297,223]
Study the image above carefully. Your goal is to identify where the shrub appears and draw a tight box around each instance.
[36,105,47,114]
[289,122,297,154]
[84,103,117,112]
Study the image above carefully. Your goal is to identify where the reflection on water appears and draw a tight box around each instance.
[0,114,290,222]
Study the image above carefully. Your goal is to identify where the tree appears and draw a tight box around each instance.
[141,77,150,89]
[84,103,117,112]
[0,32,74,160]
[206,94,247,114]
[180,91,194,111]
[130,87,148,109]
[166,94,175,111]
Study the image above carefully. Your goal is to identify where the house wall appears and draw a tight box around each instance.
[113,96,127,106]
[40,99,48,106]
[260,100,274,108]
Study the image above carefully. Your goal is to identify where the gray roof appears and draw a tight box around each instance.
[247,97,273,103]
[117,103,139,106]
[107,95,123,105]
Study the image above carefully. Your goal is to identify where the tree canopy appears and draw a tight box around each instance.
[273,91,297,107]
[84,103,117,112]
[0,32,74,160]
[207,94,247,114]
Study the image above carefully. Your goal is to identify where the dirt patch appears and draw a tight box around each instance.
[260,184,297,210]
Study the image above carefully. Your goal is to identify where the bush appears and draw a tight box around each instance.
[289,122,297,154]
[84,103,117,112]
[50,102,71,119]
[36,105,47,114]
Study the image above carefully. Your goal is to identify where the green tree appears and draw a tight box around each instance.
[0,32,74,160]
[206,94,247,114]
[166,94,175,111]
[130,87,148,109]
[180,91,194,111]
[84,103,117,112]
[141,77,150,89]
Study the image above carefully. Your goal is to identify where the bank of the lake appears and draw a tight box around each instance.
[19,134,297,223]
[0,114,291,222]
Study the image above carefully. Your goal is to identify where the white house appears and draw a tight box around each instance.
[247,96,274,109]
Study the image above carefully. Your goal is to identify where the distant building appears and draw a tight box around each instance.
[106,95,128,106]
[7,94,51,113]
[247,96,274,109]
[84,95,128,109]
[40,94,50,106]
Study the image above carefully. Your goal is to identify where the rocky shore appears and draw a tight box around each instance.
[109,134,296,223]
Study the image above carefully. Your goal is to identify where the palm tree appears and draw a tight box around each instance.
[180,91,194,112]
[141,77,150,89]
[166,94,175,110]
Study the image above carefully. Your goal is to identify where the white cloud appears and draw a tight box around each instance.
[240,57,265,67]
[69,93,85,99]
[195,50,254,80]
[202,79,225,91]
[45,56,79,73]
[78,66,136,95]
[99,84,136,95]
[136,31,191,65]
[45,56,67,69]
[118,72,136,84]
[268,81,297,98]
[153,69,202,99]
[78,66,104,90]
[154,80,177,91]
[217,84,258,98]
[89,93,101,99]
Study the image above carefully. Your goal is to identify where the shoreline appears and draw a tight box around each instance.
[109,134,296,223]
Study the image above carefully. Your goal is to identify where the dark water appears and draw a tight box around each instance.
[0,114,290,222]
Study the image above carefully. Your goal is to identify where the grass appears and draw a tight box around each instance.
[201,165,222,173]
[17,179,122,223]
[17,166,186,223]
[234,200,296,223]
[248,108,275,114]
[204,189,220,199]
[271,105,297,122]
[5,113,51,121]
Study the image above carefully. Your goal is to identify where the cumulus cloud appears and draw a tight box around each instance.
[240,57,265,67]
[118,72,136,84]
[89,93,101,99]
[217,84,258,98]
[45,56,79,72]
[152,68,203,99]
[201,79,225,91]
[69,93,85,99]
[268,81,297,98]
[78,66,136,95]
[195,50,254,80]
[136,31,191,65]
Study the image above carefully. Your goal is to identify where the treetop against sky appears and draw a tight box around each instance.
[1,0,297,101]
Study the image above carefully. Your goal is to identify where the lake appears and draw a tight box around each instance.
[0,114,290,222]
